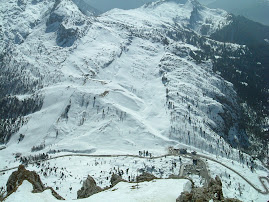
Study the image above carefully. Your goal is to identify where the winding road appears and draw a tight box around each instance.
[0,152,268,195]
[196,153,269,195]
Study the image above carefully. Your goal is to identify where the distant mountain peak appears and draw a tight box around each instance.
[164,0,202,6]
[144,0,201,8]
[72,0,101,16]
[140,0,229,36]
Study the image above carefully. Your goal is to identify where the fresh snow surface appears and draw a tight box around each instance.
[1,156,191,200]
[83,179,190,202]
[1,0,240,158]
[5,181,57,202]
[104,0,230,36]
[5,179,190,202]
[1,154,268,201]
[0,0,268,201]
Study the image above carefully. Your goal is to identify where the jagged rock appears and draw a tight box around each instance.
[5,165,64,200]
[110,174,126,187]
[224,199,242,202]
[6,165,45,194]
[136,172,157,183]
[45,0,88,47]
[45,0,63,32]
[177,192,193,202]
[168,174,180,179]
[56,24,78,47]
[176,176,242,202]
[77,175,103,199]
[207,176,224,201]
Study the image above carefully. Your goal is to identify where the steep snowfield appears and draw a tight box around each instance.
[1,0,237,156]
[102,0,230,36]
[0,0,268,201]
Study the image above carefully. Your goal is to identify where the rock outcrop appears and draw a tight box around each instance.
[77,175,103,199]
[176,176,242,202]
[5,165,64,200]
[6,165,45,194]
[136,172,157,183]
[110,174,126,187]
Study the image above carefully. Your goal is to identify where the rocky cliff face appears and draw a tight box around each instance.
[110,173,126,187]
[136,172,157,183]
[5,165,64,200]
[77,175,103,199]
[177,176,242,202]
[6,165,45,195]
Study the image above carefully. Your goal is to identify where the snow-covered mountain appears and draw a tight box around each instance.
[1,0,243,154]
[207,0,269,26]
[83,0,157,12]
[0,0,268,201]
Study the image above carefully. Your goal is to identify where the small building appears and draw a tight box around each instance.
[173,149,180,154]
[168,147,180,154]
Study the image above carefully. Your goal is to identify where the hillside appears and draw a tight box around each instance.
[0,0,268,201]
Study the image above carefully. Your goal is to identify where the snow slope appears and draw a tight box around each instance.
[5,181,57,202]
[0,0,268,201]
[5,179,190,202]
[1,0,238,156]
[80,179,190,202]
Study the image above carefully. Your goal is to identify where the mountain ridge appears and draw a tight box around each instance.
[0,0,268,176]
[0,0,268,201]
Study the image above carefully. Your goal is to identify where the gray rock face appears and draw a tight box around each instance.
[136,172,157,183]
[6,164,45,194]
[45,0,63,32]
[110,174,126,187]
[45,0,89,47]
[46,12,64,32]
[56,24,78,47]
[176,176,242,202]
[5,165,64,200]
[77,175,103,199]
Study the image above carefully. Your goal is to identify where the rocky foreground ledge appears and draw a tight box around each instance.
[177,176,241,202]
[2,165,242,202]
[3,165,64,201]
